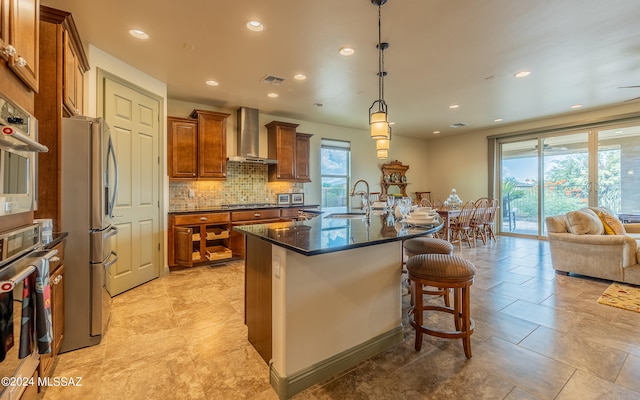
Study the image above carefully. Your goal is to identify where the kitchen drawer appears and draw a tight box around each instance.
[49,242,65,273]
[281,208,302,219]
[174,212,230,225]
[232,209,280,222]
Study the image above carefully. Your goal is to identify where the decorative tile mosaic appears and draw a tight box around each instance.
[169,163,302,210]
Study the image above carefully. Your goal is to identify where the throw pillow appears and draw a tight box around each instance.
[590,207,627,235]
[597,212,616,235]
[566,208,604,235]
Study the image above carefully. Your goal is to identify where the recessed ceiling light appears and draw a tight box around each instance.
[267,93,278,98]
[514,71,531,78]
[205,80,219,86]
[389,122,396,125]
[339,47,355,56]
[246,20,264,32]
[433,131,440,134]
[570,104,583,109]
[294,74,307,80]
[129,29,149,39]
[494,118,504,122]
[449,104,459,109]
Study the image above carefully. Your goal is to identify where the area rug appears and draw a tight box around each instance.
[597,283,640,312]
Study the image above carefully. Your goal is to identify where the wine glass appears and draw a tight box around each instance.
[386,195,395,211]
[399,198,411,221]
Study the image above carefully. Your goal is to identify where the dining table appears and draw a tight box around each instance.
[436,207,461,241]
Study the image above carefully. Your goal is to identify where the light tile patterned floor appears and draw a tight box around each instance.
[40,236,640,399]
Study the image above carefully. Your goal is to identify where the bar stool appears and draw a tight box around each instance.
[403,238,453,306]
[403,237,453,258]
[406,254,476,358]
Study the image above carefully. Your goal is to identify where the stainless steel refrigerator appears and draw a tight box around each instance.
[60,116,119,353]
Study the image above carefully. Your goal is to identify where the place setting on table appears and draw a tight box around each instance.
[404,206,439,226]
[373,195,441,229]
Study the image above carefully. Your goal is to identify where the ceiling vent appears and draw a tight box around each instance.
[261,75,286,85]
[450,122,468,128]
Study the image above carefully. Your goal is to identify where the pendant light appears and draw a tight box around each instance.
[376,134,390,160]
[369,0,391,142]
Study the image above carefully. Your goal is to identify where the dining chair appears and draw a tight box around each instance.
[433,199,444,210]
[449,201,476,250]
[483,199,499,242]
[420,198,433,208]
[470,198,490,244]
[415,191,431,204]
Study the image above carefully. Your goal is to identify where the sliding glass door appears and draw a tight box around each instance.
[596,126,640,215]
[541,132,590,235]
[501,139,539,235]
[497,122,640,238]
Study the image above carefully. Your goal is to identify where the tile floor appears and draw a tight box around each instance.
[40,236,640,399]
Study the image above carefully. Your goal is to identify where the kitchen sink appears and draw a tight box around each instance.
[324,213,367,219]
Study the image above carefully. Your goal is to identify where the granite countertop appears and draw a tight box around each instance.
[233,210,444,256]
[169,204,320,214]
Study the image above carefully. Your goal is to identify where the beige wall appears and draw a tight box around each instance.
[427,102,640,204]
[168,99,430,205]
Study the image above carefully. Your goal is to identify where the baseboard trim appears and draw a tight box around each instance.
[269,326,403,399]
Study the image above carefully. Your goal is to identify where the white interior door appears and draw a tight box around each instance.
[102,76,161,296]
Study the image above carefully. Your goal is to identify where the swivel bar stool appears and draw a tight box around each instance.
[403,237,453,306]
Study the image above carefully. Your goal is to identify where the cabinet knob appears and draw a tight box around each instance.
[2,45,16,57]
[254,213,260,217]
[192,173,196,177]
[50,256,60,263]
[15,57,27,68]
[53,275,63,285]
[200,217,207,221]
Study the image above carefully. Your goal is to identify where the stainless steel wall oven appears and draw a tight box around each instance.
[0,92,48,217]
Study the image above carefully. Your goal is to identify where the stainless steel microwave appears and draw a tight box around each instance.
[0,91,48,216]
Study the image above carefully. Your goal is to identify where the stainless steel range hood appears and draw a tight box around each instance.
[227,107,277,164]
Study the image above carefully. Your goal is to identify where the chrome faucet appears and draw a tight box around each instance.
[350,179,371,219]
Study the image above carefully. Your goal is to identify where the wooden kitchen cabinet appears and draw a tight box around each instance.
[169,212,232,267]
[34,6,89,232]
[229,209,282,258]
[191,109,230,180]
[280,207,303,220]
[3,0,39,92]
[266,121,313,182]
[0,0,8,60]
[62,27,85,115]
[167,117,198,179]
[39,239,65,381]
[266,121,298,181]
[295,133,312,182]
[168,110,230,180]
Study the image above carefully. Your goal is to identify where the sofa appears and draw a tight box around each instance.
[545,207,640,284]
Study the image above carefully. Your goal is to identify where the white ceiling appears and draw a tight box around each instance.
[42,0,640,139]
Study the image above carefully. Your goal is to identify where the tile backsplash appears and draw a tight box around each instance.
[169,163,302,210]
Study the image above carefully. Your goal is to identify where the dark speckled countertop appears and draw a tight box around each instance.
[169,204,320,214]
[42,232,68,249]
[233,211,443,256]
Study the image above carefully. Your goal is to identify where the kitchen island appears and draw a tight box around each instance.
[234,211,443,399]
